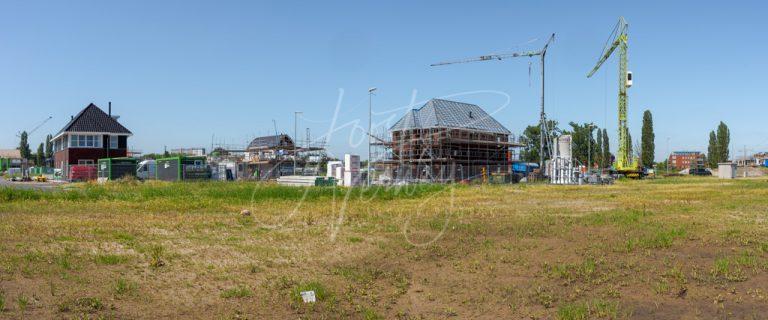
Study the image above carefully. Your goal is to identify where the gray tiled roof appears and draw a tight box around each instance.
[248,134,294,150]
[57,103,132,135]
[390,99,510,134]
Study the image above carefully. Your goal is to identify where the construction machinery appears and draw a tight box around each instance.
[16,116,53,138]
[431,34,556,172]
[587,17,641,177]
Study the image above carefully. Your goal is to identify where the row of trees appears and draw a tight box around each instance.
[520,109,657,169]
[520,120,612,168]
[18,132,54,166]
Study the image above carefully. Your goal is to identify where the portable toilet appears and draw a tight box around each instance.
[98,157,138,181]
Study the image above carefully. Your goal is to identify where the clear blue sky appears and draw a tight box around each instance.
[1,1,766,161]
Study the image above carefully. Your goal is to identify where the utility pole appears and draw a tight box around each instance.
[587,124,593,174]
[743,145,748,178]
[368,87,377,185]
[540,51,547,171]
[294,111,302,175]
[666,137,670,175]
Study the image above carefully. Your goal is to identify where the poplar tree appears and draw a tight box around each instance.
[716,122,730,163]
[641,110,655,168]
[707,131,717,168]
[18,131,31,160]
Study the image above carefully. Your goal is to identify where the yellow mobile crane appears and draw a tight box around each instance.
[587,17,642,177]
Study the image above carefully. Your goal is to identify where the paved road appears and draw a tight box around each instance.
[0,178,63,191]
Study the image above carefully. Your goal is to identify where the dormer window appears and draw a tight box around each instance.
[469,111,474,119]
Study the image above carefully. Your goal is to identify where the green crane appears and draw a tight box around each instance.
[587,17,640,176]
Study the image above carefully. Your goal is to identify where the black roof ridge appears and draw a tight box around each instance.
[56,103,132,135]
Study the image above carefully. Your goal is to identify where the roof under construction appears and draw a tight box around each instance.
[390,99,510,134]
[247,134,294,150]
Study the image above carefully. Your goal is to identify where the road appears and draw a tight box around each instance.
[0,178,63,191]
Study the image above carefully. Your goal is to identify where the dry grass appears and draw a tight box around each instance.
[1,177,767,319]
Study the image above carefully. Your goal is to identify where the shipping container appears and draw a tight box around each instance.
[98,158,138,180]
[156,156,210,181]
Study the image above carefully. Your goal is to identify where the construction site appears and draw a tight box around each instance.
[2,4,768,319]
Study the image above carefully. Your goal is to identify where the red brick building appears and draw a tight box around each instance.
[52,103,132,173]
[668,151,705,169]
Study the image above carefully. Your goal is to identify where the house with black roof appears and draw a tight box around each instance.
[52,103,132,171]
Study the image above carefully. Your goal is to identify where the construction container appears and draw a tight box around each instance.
[717,162,737,179]
[0,158,21,172]
[98,158,138,180]
[512,162,539,174]
[156,156,210,181]
[763,159,768,167]
[28,167,54,176]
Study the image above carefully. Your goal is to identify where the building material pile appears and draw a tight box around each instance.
[276,175,335,187]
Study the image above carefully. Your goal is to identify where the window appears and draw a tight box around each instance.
[77,159,94,165]
[110,136,119,149]
[69,134,102,148]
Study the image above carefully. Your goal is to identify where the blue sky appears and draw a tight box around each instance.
[1,1,766,161]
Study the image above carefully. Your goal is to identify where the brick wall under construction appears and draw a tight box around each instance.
[374,127,521,183]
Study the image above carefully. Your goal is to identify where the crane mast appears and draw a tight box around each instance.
[587,17,638,174]
[432,34,556,170]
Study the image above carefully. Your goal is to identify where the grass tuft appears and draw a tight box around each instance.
[221,285,253,299]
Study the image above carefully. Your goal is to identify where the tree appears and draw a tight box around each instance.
[18,131,31,160]
[716,122,730,163]
[602,128,611,167]
[45,134,53,160]
[564,122,597,166]
[707,131,717,168]
[641,110,655,168]
[35,143,44,166]
[595,129,604,168]
[520,120,560,164]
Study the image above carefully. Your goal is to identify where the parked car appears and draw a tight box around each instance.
[136,160,156,180]
[689,167,712,176]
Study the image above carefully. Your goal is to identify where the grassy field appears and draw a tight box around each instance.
[1,177,767,319]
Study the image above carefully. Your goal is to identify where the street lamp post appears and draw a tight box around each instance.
[294,111,302,175]
[368,87,377,185]
[587,124,594,174]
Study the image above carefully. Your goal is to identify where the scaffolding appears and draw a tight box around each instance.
[372,127,523,184]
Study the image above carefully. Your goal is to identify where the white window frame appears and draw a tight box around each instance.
[69,134,102,148]
[77,159,94,165]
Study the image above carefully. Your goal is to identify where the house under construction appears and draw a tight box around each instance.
[244,134,326,180]
[373,99,523,183]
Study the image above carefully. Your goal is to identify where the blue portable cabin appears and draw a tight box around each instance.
[763,159,768,167]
